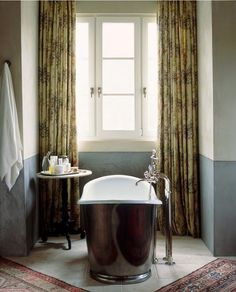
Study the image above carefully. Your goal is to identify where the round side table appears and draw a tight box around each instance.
[37,169,92,250]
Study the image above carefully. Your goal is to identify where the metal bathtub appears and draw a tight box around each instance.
[79,175,162,284]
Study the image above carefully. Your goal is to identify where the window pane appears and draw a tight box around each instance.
[102,95,135,130]
[76,23,89,59]
[76,22,91,137]
[148,23,157,60]
[103,60,134,94]
[77,94,91,136]
[103,23,134,58]
[148,60,157,94]
[77,60,89,94]
[147,92,157,131]
[147,22,158,132]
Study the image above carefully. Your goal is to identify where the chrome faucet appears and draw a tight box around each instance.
[135,149,158,186]
[150,149,157,172]
[136,149,174,266]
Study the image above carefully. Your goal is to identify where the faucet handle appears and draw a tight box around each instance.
[151,149,157,161]
[148,165,153,173]
[150,149,157,171]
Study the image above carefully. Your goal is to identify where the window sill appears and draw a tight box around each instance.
[78,139,157,152]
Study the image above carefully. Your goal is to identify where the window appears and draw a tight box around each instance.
[76,15,157,142]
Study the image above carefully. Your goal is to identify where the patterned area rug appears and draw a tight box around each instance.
[157,258,236,291]
[0,257,87,291]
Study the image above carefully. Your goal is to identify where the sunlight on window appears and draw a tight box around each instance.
[103,60,134,94]
[76,22,91,137]
[103,95,135,130]
[147,23,158,133]
[102,23,134,58]
[76,17,157,140]
[102,22,135,131]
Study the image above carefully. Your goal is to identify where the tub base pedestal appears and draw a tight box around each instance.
[90,270,151,284]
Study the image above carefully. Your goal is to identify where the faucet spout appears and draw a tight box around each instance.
[135,179,146,186]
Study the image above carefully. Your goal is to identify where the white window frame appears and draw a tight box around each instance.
[96,17,141,139]
[142,16,158,138]
[76,14,157,151]
[76,16,96,138]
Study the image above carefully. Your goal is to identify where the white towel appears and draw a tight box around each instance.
[0,63,23,190]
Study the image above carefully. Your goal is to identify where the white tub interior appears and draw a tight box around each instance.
[79,175,162,205]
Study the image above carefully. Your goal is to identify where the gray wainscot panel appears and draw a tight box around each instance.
[0,170,27,256]
[24,154,39,254]
[79,152,152,193]
[199,154,214,254]
[214,160,236,256]
[0,154,39,256]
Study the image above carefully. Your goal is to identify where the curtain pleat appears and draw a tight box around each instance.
[39,0,79,235]
[156,0,200,237]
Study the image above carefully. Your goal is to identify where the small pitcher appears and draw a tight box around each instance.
[42,152,50,171]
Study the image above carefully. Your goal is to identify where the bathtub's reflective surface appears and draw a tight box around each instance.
[82,203,156,284]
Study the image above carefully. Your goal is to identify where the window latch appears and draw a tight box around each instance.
[98,87,102,98]
[90,87,94,98]
[143,87,147,98]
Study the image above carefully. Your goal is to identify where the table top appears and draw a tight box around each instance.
[36,169,92,179]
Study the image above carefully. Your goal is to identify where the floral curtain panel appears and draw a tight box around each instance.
[156,0,200,237]
[39,0,79,234]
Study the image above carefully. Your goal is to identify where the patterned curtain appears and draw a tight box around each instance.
[156,0,200,237]
[38,0,79,235]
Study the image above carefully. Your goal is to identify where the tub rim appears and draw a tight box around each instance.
[79,174,162,205]
[79,199,162,205]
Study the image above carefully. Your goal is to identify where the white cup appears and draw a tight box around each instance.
[50,156,58,165]
[54,164,64,175]
[64,162,71,173]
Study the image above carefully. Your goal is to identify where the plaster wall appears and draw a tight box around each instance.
[197,0,236,256]
[0,1,39,256]
[0,0,26,256]
[0,1,22,137]
[77,1,156,13]
[212,1,236,161]
[197,0,214,161]
[21,0,39,160]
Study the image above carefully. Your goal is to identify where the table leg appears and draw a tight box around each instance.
[39,179,48,242]
[61,179,71,250]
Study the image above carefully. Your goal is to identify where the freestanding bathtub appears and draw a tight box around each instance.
[79,175,162,284]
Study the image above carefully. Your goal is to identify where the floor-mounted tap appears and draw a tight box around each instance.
[136,149,175,266]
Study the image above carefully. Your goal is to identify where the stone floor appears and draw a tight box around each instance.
[8,233,220,292]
